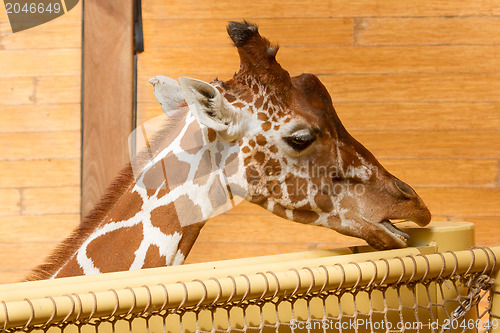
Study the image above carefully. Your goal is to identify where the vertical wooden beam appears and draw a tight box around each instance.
[82,0,134,217]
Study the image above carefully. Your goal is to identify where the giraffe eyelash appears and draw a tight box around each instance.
[283,131,317,152]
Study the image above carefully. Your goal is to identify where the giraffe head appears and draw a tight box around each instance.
[160,21,431,250]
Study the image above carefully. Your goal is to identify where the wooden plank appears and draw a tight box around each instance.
[143,18,354,48]
[0,8,7,21]
[320,74,500,102]
[417,188,500,217]
[185,241,311,264]
[137,76,158,105]
[138,45,500,78]
[0,214,79,243]
[353,131,500,159]
[380,159,498,188]
[0,159,80,188]
[0,49,80,77]
[0,131,79,160]
[0,189,20,216]
[275,45,500,75]
[0,271,28,284]
[82,0,134,217]
[23,186,80,215]
[356,17,500,46]
[0,242,59,271]
[0,77,34,105]
[0,19,81,50]
[142,0,500,20]
[36,76,80,104]
[454,217,499,246]
[0,104,80,132]
[137,103,163,126]
[335,103,500,131]
[138,48,237,79]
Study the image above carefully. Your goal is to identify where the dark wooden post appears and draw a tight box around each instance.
[81,0,134,217]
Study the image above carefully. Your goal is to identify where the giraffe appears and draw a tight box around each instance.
[28,21,431,280]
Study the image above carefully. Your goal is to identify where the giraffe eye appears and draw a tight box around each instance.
[284,130,316,151]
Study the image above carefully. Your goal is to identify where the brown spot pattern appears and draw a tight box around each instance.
[240,91,253,103]
[315,194,333,212]
[143,163,167,192]
[254,151,266,164]
[224,93,236,103]
[286,176,308,202]
[111,190,143,222]
[254,96,264,109]
[142,246,166,268]
[193,150,212,186]
[150,203,179,231]
[262,121,272,131]
[209,177,229,209]
[256,134,267,145]
[180,121,204,150]
[175,194,204,224]
[245,164,260,184]
[164,153,190,190]
[224,152,239,177]
[264,157,281,176]
[252,84,259,94]
[292,210,320,223]
[269,95,279,106]
[86,224,143,273]
[232,102,245,108]
[257,112,268,121]
[244,156,253,166]
[54,256,84,278]
[267,180,282,198]
[272,202,287,217]
[207,128,217,142]
[177,223,205,259]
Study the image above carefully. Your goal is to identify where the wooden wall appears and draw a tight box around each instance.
[0,5,81,283]
[1,1,499,284]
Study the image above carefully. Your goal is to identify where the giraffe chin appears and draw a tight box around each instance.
[362,219,410,250]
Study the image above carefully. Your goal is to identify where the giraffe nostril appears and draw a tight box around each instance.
[394,179,417,197]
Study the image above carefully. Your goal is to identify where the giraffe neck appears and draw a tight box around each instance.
[29,107,244,280]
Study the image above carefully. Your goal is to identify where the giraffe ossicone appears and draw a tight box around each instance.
[28,20,432,281]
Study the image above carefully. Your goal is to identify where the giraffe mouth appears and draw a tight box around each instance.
[380,219,410,244]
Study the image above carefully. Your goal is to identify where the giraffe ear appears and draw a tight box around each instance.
[179,77,240,139]
[148,75,186,115]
